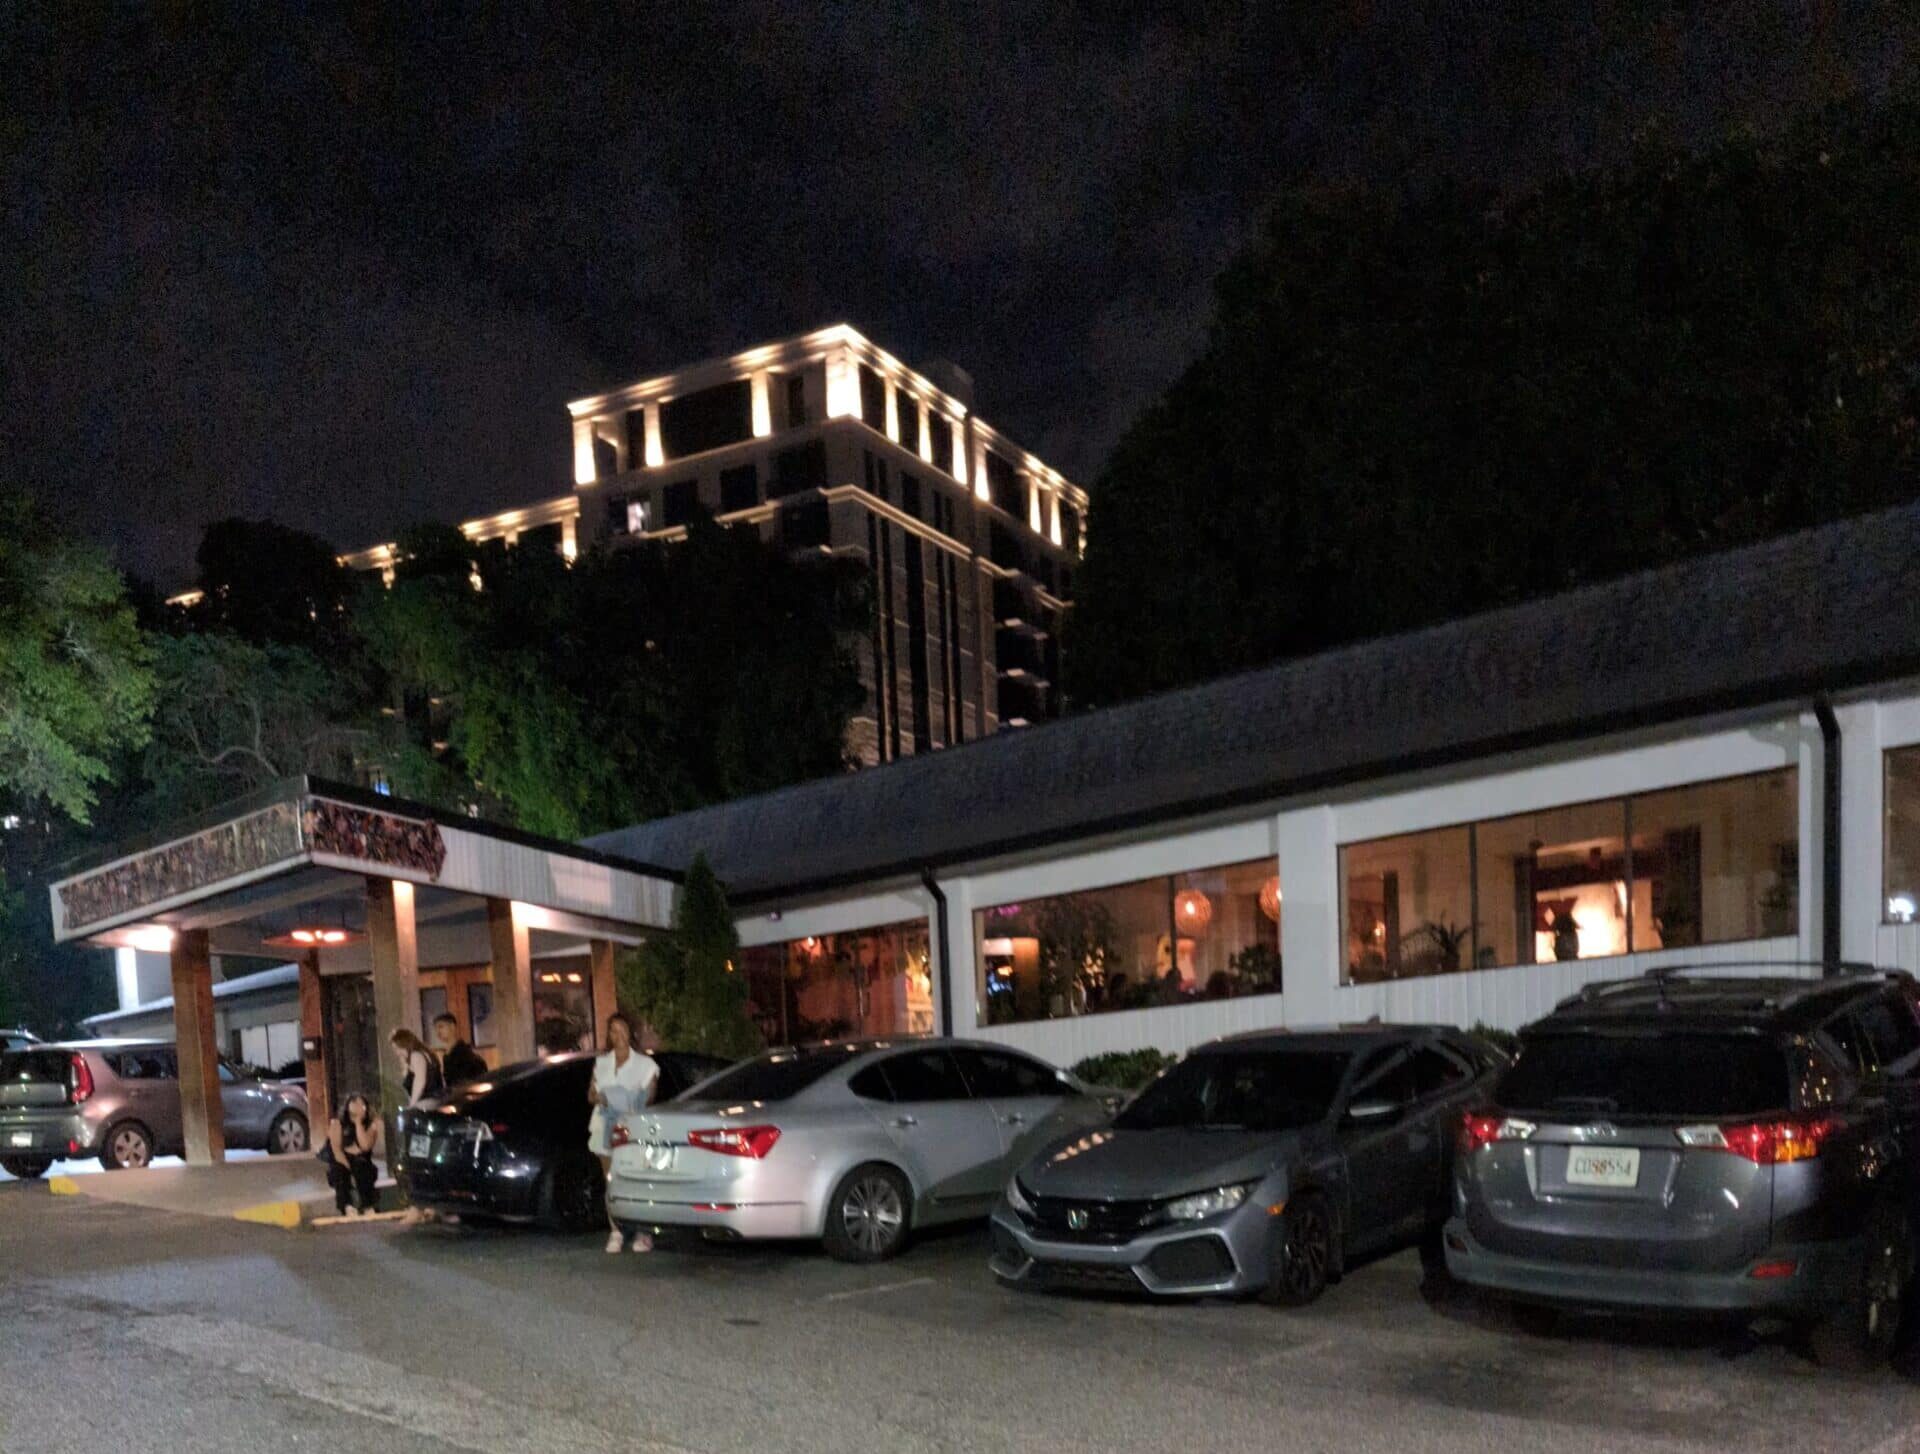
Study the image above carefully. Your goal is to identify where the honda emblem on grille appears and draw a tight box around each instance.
[1066,1208,1090,1231]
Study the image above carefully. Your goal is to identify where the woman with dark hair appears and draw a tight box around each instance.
[390,1026,444,1109]
[324,1092,382,1217]
[588,1011,659,1254]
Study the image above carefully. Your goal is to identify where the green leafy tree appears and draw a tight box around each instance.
[357,510,867,837]
[184,517,358,658]
[616,855,762,1059]
[1070,102,1920,707]
[0,493,154,824]
[142,632,374,817]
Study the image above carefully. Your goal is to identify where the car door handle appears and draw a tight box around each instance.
[892,1116,918,1128]
[999,1113,1026,1126]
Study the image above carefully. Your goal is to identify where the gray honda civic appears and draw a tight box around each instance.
[990,1025,1501,1301]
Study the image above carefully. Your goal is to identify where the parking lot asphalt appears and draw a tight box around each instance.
[4,1179,1920,1454]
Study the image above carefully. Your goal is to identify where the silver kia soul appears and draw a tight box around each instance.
[1446,968,1920,1368]
[0,1039,310,1177]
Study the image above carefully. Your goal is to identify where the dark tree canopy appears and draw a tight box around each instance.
[1068,102,1920,707]
[357,510,868,838]
[187,517,357,656]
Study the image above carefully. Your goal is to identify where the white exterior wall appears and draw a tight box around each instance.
[735,701,1882,1070]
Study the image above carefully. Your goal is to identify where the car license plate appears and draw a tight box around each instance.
[8,1131,31,1148]
[408,1134,430,1159]
[1566,1146,1640,1188]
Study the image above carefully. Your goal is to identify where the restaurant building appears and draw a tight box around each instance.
[59,503,1920,1162]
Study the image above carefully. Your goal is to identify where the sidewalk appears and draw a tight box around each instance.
[46,1155,394,1229]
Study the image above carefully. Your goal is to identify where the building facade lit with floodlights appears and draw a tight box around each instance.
[342,325,1090,767]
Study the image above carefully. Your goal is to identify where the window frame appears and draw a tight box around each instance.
[1338,767,1798,986]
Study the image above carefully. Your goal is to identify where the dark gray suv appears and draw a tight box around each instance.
[1445,968,1920,1368]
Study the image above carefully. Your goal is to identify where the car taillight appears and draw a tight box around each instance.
[1458,1109,1534,1154]
[687,1125,780,1158]
[69,1053,94,1105]
[608,1122,632,1150]
[1676,1116,1839,1165]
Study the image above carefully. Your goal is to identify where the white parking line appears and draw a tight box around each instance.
[822,1276,935,1303]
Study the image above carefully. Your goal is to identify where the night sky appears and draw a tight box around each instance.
[5,5,1913,586]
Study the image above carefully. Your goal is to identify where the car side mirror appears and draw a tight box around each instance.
[1345,1098,1403,1125]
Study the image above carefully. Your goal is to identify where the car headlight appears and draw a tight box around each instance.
[1161,1183,1253,1222]
[1005,1176,1035,1217]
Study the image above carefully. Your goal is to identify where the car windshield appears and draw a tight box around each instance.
[1114,1050,1352,1132]
[690,1046,865,1103]
[1496,1032,1791,1119]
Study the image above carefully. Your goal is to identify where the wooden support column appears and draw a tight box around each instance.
[169,928,225,1165]
[486,896,536,1064]
[588,938,618,1049]
[366,878,420,1125]
[297,949,329,1128]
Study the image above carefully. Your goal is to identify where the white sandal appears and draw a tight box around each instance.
[604,1230,626,1253]
[630,1232,654,1254]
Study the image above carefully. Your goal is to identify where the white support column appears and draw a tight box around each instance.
[917,400,935,464]
[643,403,664,468]
[950,415,970,486]
[571,418,598,485]
[751,372,773,437]
[561,517,578,562]
[883,377,901,442]
[1277,805,1341,1028]
[1027,474,1043,533]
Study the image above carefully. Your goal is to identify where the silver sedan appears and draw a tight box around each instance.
[606,1037,1111,1261]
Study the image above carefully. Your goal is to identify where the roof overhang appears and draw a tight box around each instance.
[50,777,679,951]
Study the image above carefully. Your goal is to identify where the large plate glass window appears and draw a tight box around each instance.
[973,857,1280,1027]
[1339,768,1797,984]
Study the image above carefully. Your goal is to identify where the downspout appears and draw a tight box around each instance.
[1814,695,1842,974]
[921,867,953,1035]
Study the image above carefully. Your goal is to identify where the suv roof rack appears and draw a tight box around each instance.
[1561,961,1909,1013]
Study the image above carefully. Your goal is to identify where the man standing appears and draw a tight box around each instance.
[433,1012,488,1087]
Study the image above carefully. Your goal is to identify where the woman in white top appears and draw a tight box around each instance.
[589,1012,660,1253]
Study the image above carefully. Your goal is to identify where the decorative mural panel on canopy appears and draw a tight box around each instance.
[56,801,305,931]
[303,798,448,881]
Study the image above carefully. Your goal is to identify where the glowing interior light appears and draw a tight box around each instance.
[750,372,773,438]
[1890,895,1917,923]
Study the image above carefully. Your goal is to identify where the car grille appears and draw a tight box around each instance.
[1144,1236,1236,1286]
[1023,1192,1157,1244]
[1031,1260,1145,1293]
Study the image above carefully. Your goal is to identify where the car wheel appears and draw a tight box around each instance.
[100,1121,154,1171]
[267,1110,309,1155]
[823,1163,911,1263]
[1809,1200,1913,1371]
[1262,1192,1335,1307]
[1,1155,52,1180]
[540,1152,606,1233]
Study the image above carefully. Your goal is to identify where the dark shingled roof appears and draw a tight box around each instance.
[588,503,1920,901]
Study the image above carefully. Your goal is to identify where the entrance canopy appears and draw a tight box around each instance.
[48,778,682,1164]
[51,777,678,956]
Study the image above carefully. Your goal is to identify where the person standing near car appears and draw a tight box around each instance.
[324,1092,382,1217]
[392,1027,447,1226]
[589,1012,659,1254]
[433,1012,487,1087]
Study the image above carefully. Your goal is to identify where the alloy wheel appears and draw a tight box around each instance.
[111,1127,151,1168]
[1281,1203,1331,1298]
[272,1115,307,1153]
[841,1174,905,1256]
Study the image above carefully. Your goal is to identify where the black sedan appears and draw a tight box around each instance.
[991,1026,1502,1302]
[396,1050,731,1230]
